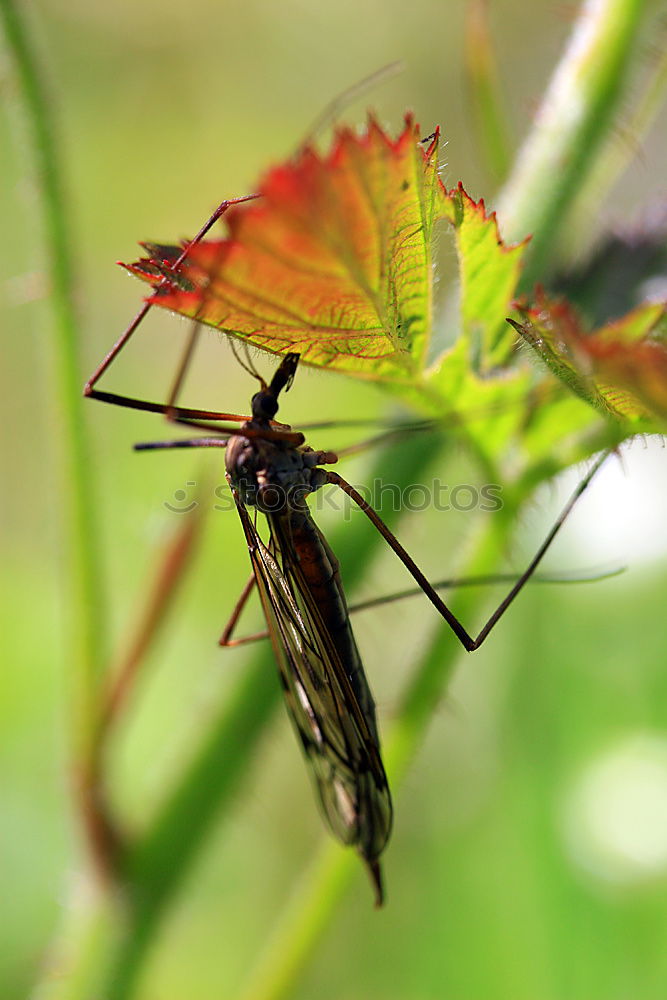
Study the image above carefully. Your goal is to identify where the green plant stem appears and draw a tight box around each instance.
[498,0,650,289]
[237,843,360,1000]
[1,9,115,997]
[559,27,667,265]
[27,883,124,1000]
[236,504,515,1000]
[0,0,106,752]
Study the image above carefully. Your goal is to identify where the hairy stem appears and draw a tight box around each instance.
[559,21,667,263]
[498,0,651,287]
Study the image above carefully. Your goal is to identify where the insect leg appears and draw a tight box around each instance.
[132,419,303,449]
[326,450,609,652]
[217,574,264,646]
[346,565,623,614]
[326,471,475,649]
[163,316,201,419]
[211,565,622,649]
[134,438,229,452]
[84,194,258,400]
[469,452,609,648]
[131,436,266,644]
[332,422,436,459]
[85,389,253,423]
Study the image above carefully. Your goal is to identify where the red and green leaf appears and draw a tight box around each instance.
[123,115,448,383]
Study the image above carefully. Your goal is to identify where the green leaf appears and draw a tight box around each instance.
[437,183,528,371]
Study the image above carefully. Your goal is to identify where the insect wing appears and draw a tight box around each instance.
[231,496,392,864]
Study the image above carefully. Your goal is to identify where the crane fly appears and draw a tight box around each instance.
[226,354,392,902]
[129,351,607,905]
[135,352,393,902]
[86,200,609,905]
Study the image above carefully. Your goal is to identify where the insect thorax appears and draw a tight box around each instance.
[225,428,329,514]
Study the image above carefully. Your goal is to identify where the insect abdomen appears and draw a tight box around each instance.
[281,508,381,742]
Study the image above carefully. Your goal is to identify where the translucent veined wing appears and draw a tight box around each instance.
[231,494,392,903]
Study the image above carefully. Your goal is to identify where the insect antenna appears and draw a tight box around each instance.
[301,62,403,146]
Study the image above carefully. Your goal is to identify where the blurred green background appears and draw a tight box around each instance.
[2,0,667,998]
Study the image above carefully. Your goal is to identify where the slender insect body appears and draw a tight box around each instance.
[225,355,392,904]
